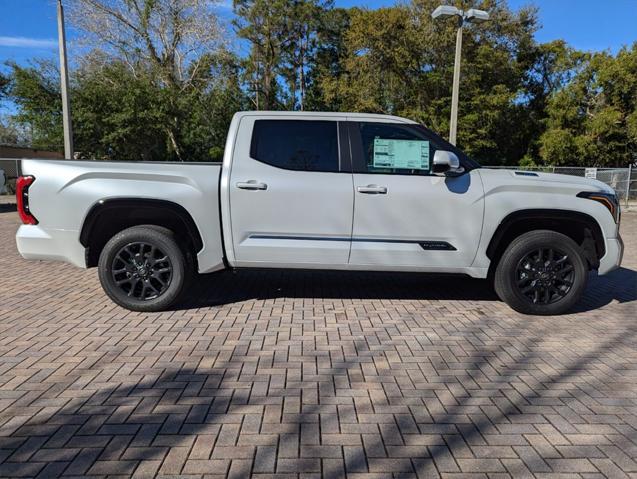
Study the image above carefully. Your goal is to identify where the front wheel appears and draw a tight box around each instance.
[494,230,588,315]
[98,226,191,312]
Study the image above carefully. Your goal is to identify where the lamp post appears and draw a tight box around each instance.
[432,6,489,146]
[57,0,73,159]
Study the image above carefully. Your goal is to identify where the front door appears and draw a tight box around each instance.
[348,120,485,271]
[229,116,354,267]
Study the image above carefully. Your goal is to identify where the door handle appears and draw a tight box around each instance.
[357,185,387,194]
[236,180,268,190]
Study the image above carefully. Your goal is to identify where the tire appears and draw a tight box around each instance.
[494,230,588,315]
[143,224,196,284]
[98,225,190,312]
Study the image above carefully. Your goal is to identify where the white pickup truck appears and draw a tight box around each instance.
[15,111,623,315]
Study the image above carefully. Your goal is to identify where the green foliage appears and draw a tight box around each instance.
[76,53,247,162]
[519,154,537,167]
[233,0,290,110]
[540,44,637,167]
[0,70,23,146]
[233,0,331,110]
[179,53,249,161]
[3,1,636,167]
[315,0,545,165]
[304,7,351,111]
[72,63,168,160]
[0,71,9,101]
[7,61,63,151]
[6,52,247,161]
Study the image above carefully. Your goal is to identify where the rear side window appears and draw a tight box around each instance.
[250,120,339,172]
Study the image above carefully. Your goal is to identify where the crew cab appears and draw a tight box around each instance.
[15,111,623,315]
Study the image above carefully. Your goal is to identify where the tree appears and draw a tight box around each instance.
[178,52,249,161]
[74,50,247,161]
[0,117,30,146]
[540,44,637,167]
[0,71,9,101]
[318,0,541,164]
[6,61,63,151]
[319,5,415,115]
[518,40,589,161]
[233,0,288,110]
[0,71,20,145]
[72,61,170,160]
[69,0,225,159]
[279,0,332,110]
[304,7,351,111]
[6,51,247,161]
[70,0,224,87]
[234,0,331,111]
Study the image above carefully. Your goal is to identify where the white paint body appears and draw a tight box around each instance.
[16,112,623,278]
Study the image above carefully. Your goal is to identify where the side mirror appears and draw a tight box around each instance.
[432,150,463,175]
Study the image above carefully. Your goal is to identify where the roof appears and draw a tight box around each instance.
[233,111,418,124]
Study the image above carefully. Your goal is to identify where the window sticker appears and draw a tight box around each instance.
[372,138,430,170]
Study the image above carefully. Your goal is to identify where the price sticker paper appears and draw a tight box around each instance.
[373,138,430,170]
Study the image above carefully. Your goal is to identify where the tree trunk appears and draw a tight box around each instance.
[255,47,261,109]
[167,127,183,161]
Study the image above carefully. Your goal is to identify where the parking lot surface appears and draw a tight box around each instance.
[0,203,636,478]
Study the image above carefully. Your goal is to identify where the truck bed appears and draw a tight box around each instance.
[16,159,225,273]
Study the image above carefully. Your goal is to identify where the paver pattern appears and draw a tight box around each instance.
[0,202,636,478]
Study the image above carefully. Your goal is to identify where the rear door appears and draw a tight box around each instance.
[348,120,485,271]
[228,115,354,267]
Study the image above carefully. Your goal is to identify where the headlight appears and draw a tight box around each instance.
[577,191,620,223]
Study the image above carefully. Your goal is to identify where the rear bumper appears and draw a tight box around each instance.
[598,235,623,275]
[16,225,86,268]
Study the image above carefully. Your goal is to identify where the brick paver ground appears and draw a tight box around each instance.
[0,201,636,478]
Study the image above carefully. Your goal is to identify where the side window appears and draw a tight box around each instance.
[250,120,339,172]
[358,123,440,175]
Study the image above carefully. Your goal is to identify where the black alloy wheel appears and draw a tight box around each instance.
[111,242,173,300]
[515,247,575,305]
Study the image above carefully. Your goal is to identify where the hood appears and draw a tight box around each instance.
[479,168,614,195]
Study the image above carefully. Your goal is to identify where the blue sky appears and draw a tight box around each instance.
[0,0,636,67]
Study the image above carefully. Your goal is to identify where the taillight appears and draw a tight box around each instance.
[16,175,38,225]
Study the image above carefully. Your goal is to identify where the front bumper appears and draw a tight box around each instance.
[598,234,624,275]
[16,225,86,268]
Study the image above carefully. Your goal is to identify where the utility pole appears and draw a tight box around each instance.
[449,19,463,146]
[57,0,73,159]
[432,6,490,146]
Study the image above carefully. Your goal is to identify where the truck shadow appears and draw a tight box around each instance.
[179,269,498,309]
[572,267,637,313]
[178,267,637,314]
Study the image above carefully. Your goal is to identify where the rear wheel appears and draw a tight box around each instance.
[494,230,588,315]
[98,226,190,312]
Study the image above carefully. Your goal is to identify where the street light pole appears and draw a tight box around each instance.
[432,6,489,146]
[56,0,73,159]
[449,19,463,146]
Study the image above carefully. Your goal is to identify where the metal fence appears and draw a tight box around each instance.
[486,165,637,207]
[0,159,20,194]
[0,159,20,179]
